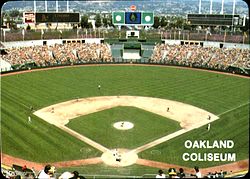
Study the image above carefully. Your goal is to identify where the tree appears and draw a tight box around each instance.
[1,12,6,26]
[81,15,89,29]
[95,14,102,28]
[107,15,114,27]
[9,9,19,18]
[153,16,160,29]
[102,17,108,27]
[26,24,31,30]
[175,17,185,29]
[160,16,167,27]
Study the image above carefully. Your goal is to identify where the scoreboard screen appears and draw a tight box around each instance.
[35,13,80,23]
[187,14,241,26]
[125,12,141,24]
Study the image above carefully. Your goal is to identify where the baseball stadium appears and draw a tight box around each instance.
[0,0,249,178]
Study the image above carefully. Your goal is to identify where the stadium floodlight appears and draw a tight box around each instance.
[198,0,202,14]
[220,0,224,14]
[232,0,236,16]
[67,1,69,12]
[45,0,47,12]
[56,0,58,12]
[210,0,213,14]
[33,0,36,13]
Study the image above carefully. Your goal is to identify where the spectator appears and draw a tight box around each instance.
[58,171,74,179]
[69,171,86,179]
[168,168,178,178]
[156,169,166,178]
[37,164,55,179]
[193,166,202,178]
[177,168,185,178]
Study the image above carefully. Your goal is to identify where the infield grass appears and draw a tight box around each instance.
[66,106,181,149]
[1,65,249,168]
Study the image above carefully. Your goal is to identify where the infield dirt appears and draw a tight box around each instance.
[34,96,219,167]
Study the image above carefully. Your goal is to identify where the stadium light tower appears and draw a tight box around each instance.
[67,1,69,12]
[220,0,224,14]
[210,0,213,14]
[232,0,236,15]
[56,0,58,12]
[34,0,36,12]
[45,0,47,12]
[198,0,202,14]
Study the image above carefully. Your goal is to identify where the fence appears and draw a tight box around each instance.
[1,29,249,44]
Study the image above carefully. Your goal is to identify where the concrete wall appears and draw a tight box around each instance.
[2,38,104,49]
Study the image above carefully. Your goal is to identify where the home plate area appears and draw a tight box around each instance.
[101,148,138,167]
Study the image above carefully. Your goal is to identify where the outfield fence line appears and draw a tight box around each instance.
[218,101,250,116]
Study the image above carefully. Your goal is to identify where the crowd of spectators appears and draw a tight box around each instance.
[1,43,112,67]
[1,163,242,179]
[1,42,249,74]
[151,44,250,70]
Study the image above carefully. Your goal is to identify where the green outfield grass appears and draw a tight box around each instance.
[66,106,181,149]
[139,104,249,168]
[1,65,249,170]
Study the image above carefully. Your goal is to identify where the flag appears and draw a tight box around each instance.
[59,30,62,34]
[244,31,247,37]
[112,12,125,25]
[22,29,25,36]
[141,12,154,25]
[223,30,227,43]
[41,29,44,35]
[243,32,248,44]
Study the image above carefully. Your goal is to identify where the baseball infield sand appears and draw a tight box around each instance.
[34,96,219,167]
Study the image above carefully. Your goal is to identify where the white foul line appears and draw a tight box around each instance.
[218,101,250,117]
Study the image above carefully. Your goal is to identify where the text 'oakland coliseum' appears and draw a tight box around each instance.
[182,140,236,162]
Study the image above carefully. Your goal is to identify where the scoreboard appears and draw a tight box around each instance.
[112,11,154,26]
[187,14,242,26]
[125,12,141,24]
[33,13,80,23]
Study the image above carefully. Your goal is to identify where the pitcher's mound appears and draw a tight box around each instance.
[101,148,138,167]
[113,121,134,130]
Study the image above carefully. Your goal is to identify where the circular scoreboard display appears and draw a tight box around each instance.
[125,12,141,24]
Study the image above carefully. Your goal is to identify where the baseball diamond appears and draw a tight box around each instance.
[1,65,249,177]
[0,0,249,178]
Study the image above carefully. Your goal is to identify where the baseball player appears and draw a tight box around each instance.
[208,115,211,120]
[28,116,31,123]
[207,123,211,131]
[121,122,124,128]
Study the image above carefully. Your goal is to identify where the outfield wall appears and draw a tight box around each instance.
[2,38,249,49]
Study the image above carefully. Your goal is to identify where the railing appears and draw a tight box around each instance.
[1,29,249,44]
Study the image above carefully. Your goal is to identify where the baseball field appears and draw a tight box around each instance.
[1,64,249,176]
